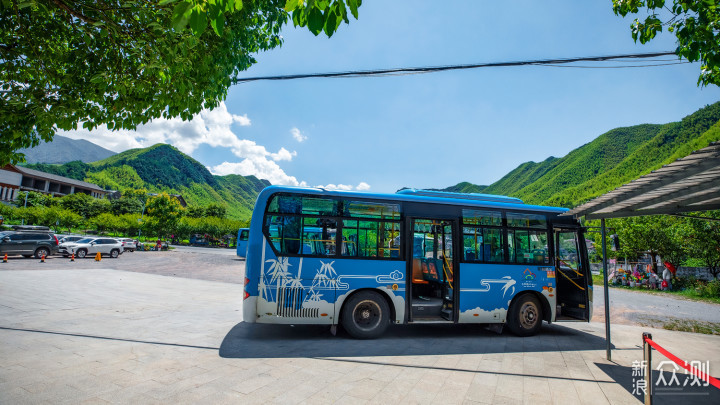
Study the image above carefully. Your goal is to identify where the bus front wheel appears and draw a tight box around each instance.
[341,291,390,339]
[507,294,543,337]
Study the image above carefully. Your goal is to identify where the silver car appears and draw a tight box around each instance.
[59,237,124,258]
[117,238,138,252]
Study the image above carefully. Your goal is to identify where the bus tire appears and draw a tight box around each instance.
[507,294,543,337]
[341,290,390,339]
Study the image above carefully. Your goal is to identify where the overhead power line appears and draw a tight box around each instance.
[231,51,679,84]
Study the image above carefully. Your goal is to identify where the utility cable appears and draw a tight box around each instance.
[231,51,679,84]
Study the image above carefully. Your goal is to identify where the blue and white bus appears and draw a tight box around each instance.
[243,186,592,339]
[237,228,250,258]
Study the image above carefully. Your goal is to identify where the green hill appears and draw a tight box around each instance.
[440,102,720,208]
[25,144,269,220]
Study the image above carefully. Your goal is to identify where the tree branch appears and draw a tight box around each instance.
[49,0,98,24]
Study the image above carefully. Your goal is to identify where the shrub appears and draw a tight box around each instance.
[674,275,697,290]
[702,280,720,298]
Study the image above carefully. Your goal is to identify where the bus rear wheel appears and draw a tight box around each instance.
[507,294,543,337]
[341,291,390,339]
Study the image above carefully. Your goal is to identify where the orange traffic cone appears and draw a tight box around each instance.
[70,253,75,262]
[2,253,7,263]
[95,252,102,262]
[40,254,45,263]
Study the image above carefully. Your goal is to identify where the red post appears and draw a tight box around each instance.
[643,332,653,405]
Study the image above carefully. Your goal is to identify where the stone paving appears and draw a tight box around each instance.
[1,256,719,404]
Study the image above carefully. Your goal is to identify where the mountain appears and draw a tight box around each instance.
[438,102,720,208]
[18,135,116,164]
[25,144,269,220]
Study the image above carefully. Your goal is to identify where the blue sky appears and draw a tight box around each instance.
[64,1,719,193]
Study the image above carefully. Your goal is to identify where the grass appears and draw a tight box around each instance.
[591,273,720,305]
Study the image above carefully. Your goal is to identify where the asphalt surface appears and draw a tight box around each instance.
[0,245,245,284]
[2,247,719,403]
[3,246,718,329]
[592,285,720,326]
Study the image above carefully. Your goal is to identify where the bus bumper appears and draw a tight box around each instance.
[242,296,257,323]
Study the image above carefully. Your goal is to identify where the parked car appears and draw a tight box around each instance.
[117,238,138,252]
[0,226,59,258]
[59,237,124,258]
[58,235,86,244]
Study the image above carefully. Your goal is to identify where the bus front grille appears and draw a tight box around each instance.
[277,287,318,318]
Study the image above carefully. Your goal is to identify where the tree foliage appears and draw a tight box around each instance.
[0,0,360,165]
[145,192,183,237]
[680,211,720,277]
[110,196,144,216]
[612,0,720,87]
[604,215,686,271]
[205,202,227,218]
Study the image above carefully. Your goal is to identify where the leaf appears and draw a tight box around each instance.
[307,6,324,35]
[211,12,225,35]
[171,1,193,31]
[284,0,301,12]
[323,7,337,37]
[189,7,208,35]
[347,0,359,19]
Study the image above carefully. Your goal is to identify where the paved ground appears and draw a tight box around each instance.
[0,245,244,284]
[1,250,719,404]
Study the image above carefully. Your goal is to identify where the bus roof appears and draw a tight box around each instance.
[397,189,524,204]
[255,186,568,215]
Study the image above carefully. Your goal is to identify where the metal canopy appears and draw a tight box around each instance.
[564,142,720,220]
[558,141,720,362]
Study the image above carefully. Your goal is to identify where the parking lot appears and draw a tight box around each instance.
[1,248,719,404]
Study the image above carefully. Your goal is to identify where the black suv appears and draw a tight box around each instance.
[0,226,60,259]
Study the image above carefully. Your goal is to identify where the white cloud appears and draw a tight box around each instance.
[315,182,371,191]
[269,147,296,162]
[291,127,307,142]
[210,161,304,186]
[61,102,300,186]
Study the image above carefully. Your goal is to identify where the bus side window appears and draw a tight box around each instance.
[342,220,358,257]
[264,215,301,255]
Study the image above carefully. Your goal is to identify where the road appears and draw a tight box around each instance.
[170,244,239,256]
[2,247,718,329]
[592,284,720,327]
[2,249,720,403]
[0,245,245,284]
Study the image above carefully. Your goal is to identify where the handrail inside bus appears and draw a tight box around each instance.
[558,259,583,277]
[556,268,586,291]
[442,255,454,288]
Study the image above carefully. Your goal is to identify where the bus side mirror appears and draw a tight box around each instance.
[610,234,620,251]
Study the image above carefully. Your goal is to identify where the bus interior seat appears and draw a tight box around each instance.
[412,258,429,284]
[484,245,492,261]
[465,251,476,261]
[423,259,443,283]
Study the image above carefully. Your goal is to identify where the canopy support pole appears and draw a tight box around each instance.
[601,218,611,361]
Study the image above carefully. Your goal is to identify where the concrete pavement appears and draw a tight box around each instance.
[1,267,719,404]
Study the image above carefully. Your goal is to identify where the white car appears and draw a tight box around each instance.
[117,238,138,252]
[59,237,124,258]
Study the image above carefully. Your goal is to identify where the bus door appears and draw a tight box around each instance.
[553,227,591,321]
[237,228,249,258]
[407,218,456,322]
